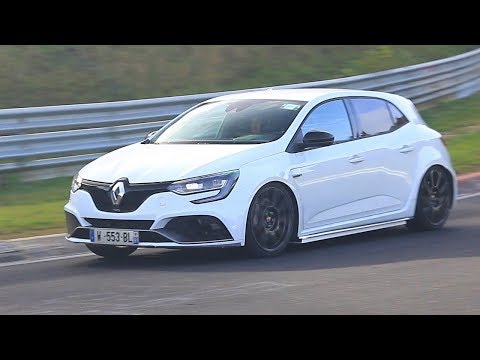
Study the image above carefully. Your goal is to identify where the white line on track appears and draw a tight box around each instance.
[457,192,480,200]
[1,192,479,268]
[2,233,66,242]
[0,253,93,268]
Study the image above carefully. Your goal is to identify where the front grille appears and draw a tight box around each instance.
[84,218,154,230]
[80,179,171,213]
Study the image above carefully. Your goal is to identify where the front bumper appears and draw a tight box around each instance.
[67,229,240,249]
[64,186,248,249]
[66,212,240,248]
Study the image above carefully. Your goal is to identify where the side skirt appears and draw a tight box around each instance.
[299,218,410,244]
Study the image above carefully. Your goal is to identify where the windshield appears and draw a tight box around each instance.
[151,99,307,144]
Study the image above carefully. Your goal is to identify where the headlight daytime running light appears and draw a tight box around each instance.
[71,174,83,193]
[167,170,239,204]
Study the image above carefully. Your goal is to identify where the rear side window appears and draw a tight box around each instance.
[350,98,393,137]
[387,103,409,129]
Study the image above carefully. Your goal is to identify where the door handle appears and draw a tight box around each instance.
[349,155,365,164]
[399,145,414,153]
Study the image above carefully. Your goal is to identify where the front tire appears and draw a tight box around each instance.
[407,166,453,231]
[245,183,297,257]
[85,244,137,259]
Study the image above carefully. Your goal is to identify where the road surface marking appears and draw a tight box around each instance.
[0,253,93,268]
[457,192,480,200]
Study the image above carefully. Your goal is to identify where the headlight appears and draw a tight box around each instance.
[167,170,239,204]
[71,174,83,193]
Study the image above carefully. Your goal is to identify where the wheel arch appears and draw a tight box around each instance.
[411,163,457,213]
[407,141,457,217]
[407,163,455,231]
[246,180,301,241]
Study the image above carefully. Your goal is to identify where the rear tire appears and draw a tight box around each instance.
[85,244,137,259]
[407,166,453,231]
[245,183,297,258]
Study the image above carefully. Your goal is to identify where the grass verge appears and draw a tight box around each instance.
[421,92,480,174]
[0,176,71,239]
[0,201,68,239]
[443,131,480,174]
[421,92,480,134]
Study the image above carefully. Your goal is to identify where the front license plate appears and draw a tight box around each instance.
[89,228,139,246]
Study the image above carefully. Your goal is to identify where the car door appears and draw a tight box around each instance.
[346,97,414,217]
[288,99,379,235]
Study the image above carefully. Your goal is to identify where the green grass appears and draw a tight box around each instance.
[420,92,480,134]
[0,201,67,239]
[419,92,480,174]
[0,175,71,206]
[0,45,476,109]
[443,131,480,174]
[0,175,71,239]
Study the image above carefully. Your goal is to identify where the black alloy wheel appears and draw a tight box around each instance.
[407,166,453,231]
[246,183,297,257]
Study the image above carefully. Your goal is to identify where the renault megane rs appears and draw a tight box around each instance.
[65,89,456,258]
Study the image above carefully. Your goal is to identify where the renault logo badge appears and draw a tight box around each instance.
[110,181,126,206]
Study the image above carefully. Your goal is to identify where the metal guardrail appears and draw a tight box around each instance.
[1,48,480,177]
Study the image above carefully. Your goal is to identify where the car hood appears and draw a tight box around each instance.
[79,142,278,183]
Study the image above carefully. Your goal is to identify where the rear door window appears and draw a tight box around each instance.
[350,98,394,137]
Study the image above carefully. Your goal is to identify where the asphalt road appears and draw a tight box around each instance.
[0,196,479,314]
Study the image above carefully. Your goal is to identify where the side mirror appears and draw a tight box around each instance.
[141,130,158,144]
[301,131,335,149]
[145,130,157,140]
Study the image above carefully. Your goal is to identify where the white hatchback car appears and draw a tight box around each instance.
[65,88,456,258]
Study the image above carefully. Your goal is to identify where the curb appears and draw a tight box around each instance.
[457,171,480,182]
[0,243,17,254]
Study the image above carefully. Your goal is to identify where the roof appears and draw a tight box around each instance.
[206,88,404,103]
